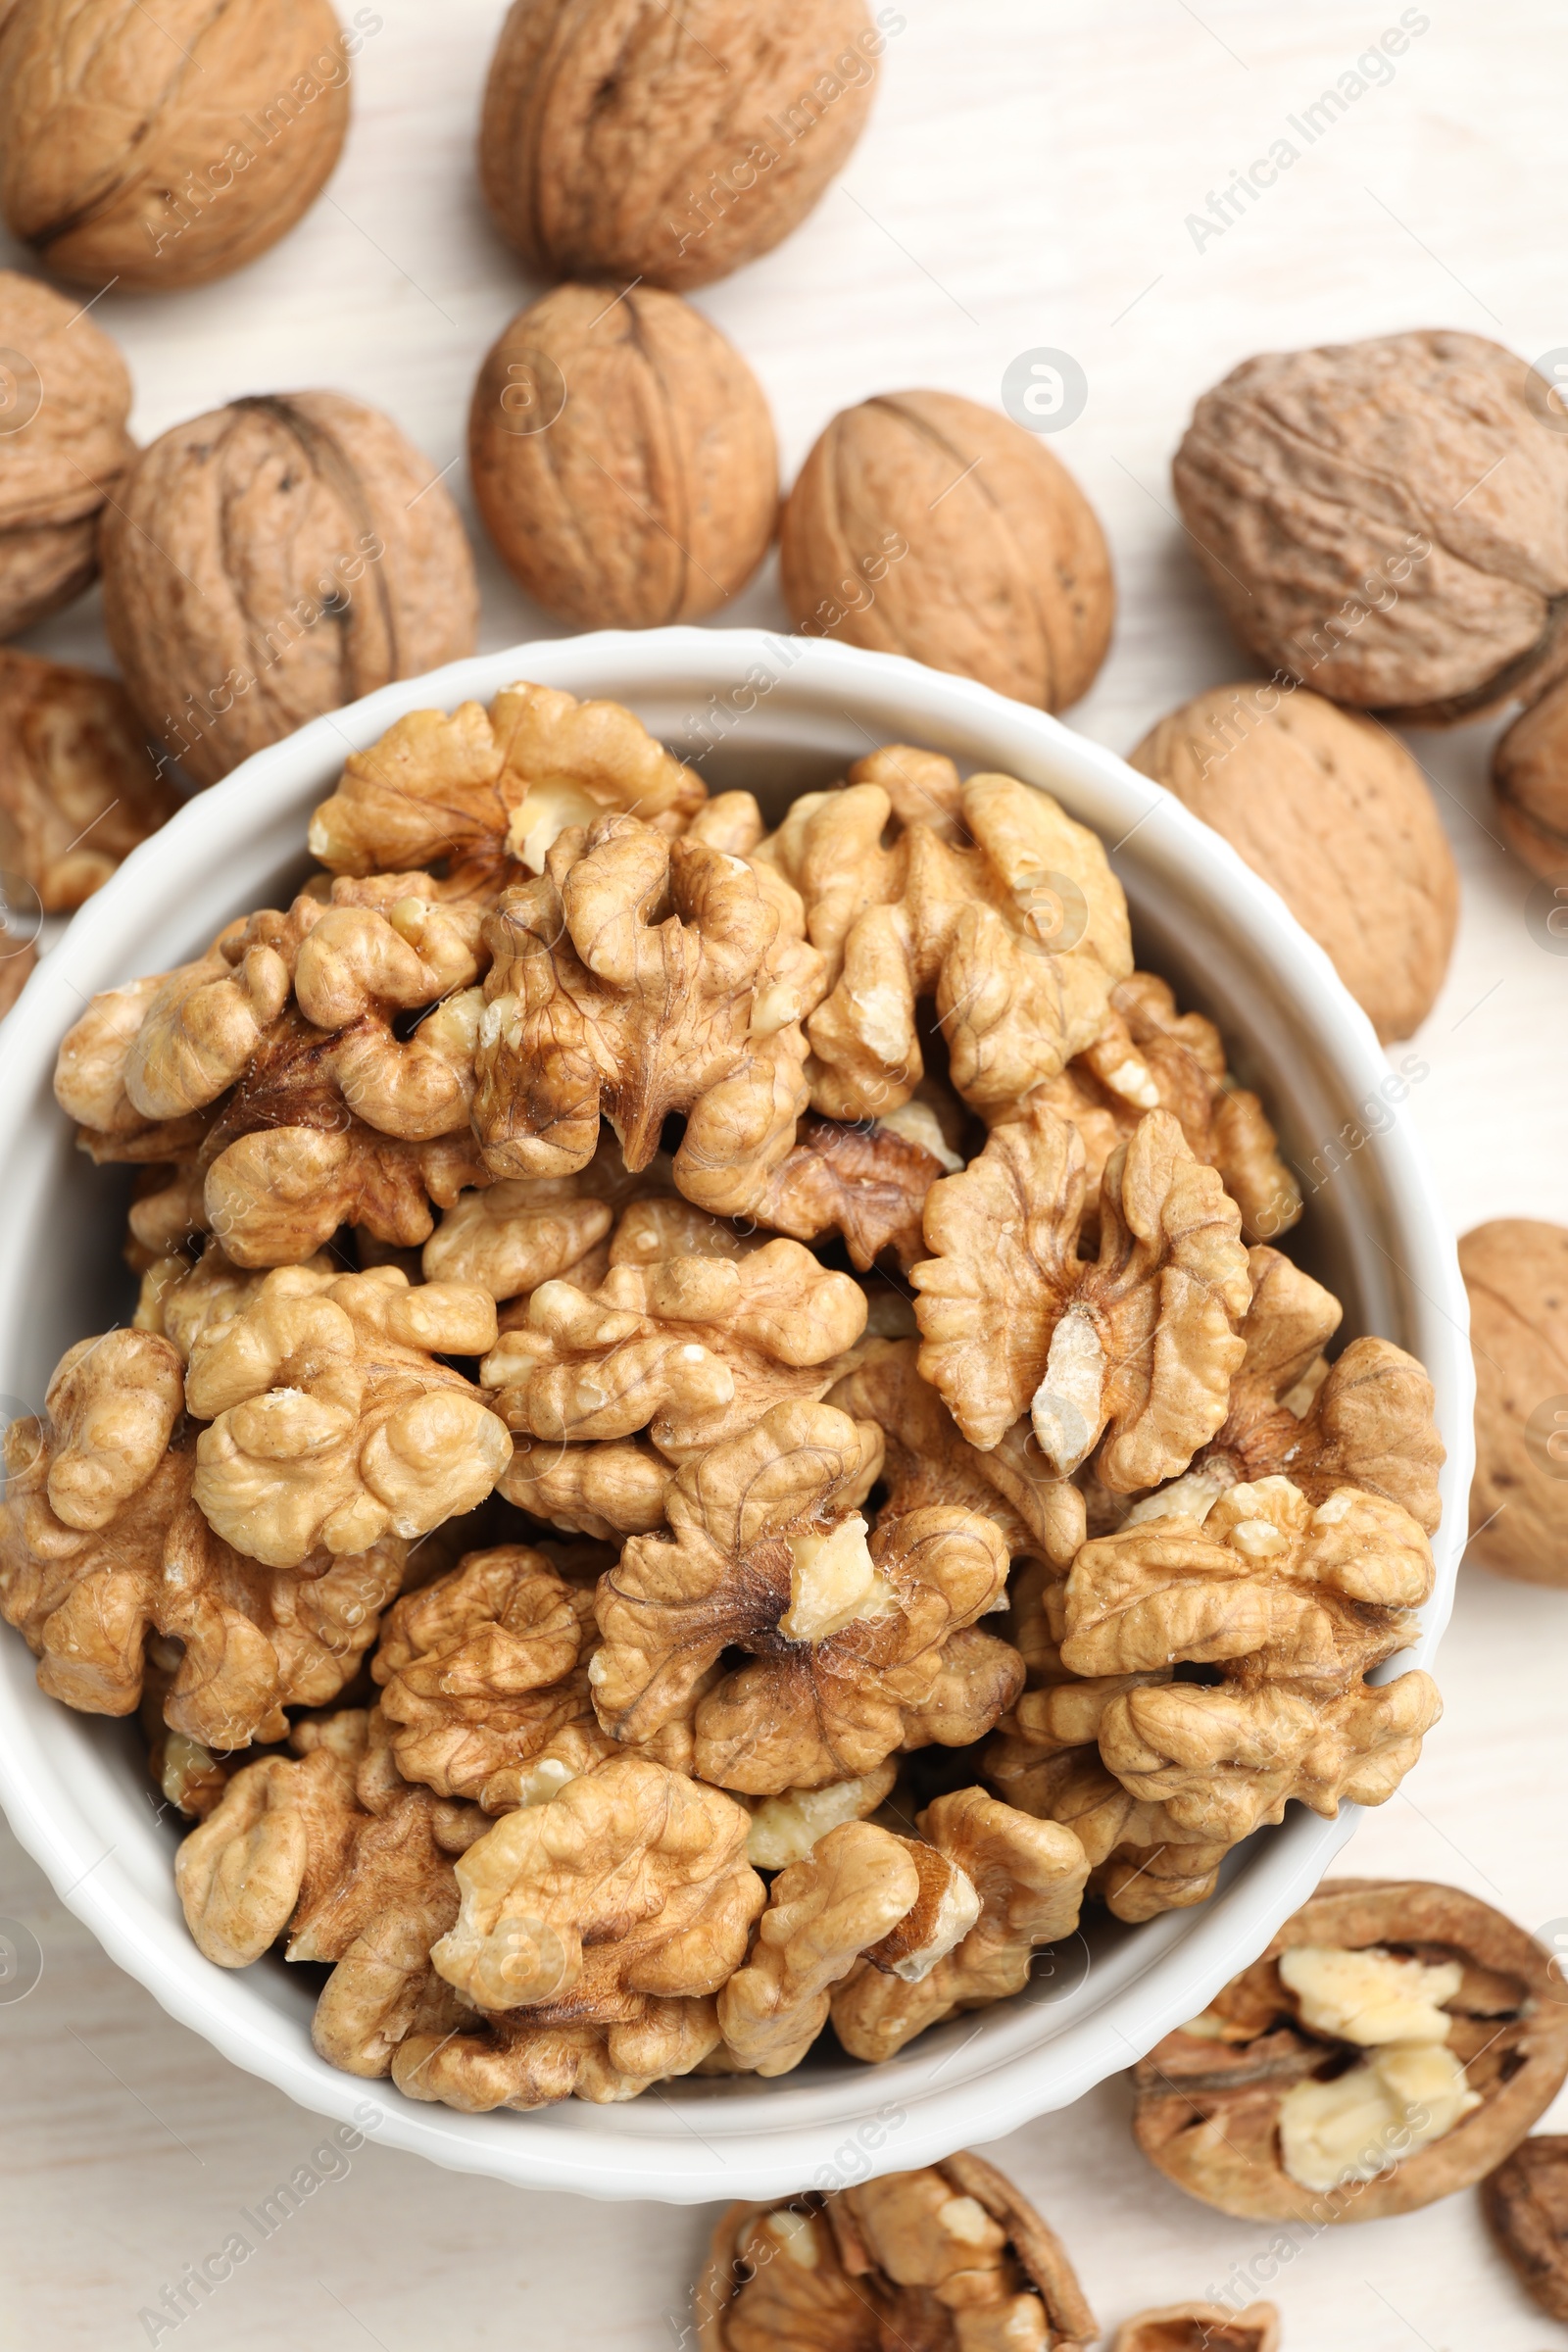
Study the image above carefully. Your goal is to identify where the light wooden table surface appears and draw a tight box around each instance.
[4,2,1567,2344]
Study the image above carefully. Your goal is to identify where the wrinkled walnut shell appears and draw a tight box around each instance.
[1461,1218,1568,1585]
[1492,674,1568,879]
[469,284,776,629]
[1173,331,1568,724]
[0,269,133,635]
[1484,2134,1568,2325]
[1133,1879,1568,2222]
[101,392,478,787]
[1129,683,1458,1042]
[0,0,350,290]
[0,650,178,910]
[781,390,1114,711]
[479,0,880,293]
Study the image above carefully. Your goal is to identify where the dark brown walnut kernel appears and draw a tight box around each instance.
[0,0,350,291]
[0,650,179,910]
[479,0,880,293]
[1132,1879,1568,2222]
[1461,1219,1568,1585]
[696,2152,1097,2352]
[0,269,134,636]
[1173,331,1568,723]
[101,393,478,787]
[1484,2134,1568,2325]
[469,284,777,630]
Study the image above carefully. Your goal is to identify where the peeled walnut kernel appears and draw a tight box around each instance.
[0,270,134,635]
[471,285,777,629]
[479,0,880,293]
[0,651,179,910]
[1128,684,1458,1042]
[781,390,1113,710]
[1461,1218,1568,1584]
[1173,331,1568,721]
[101,393,478,787]
[0,0,351,290]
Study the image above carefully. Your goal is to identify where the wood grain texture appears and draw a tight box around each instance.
[3,0,1565,2342]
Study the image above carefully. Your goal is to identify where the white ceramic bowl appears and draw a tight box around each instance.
[0,630,1472,2205]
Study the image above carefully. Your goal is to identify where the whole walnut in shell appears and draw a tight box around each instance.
[479,0,880,293]
[1461,1219,1568,1585]
[1173,331,1568,723]
[1492,674,1568,879]
[0,270,133,636]
[0,0,350,290]
[780,391,1114,711]
[101,393,478,787]
[470,284,777,629]
[1129,683,1458,1041]
[0,650,179,910]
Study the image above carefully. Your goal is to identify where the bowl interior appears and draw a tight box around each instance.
[0,630,1472,2202]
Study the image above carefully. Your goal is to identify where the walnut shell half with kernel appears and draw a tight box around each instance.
[1461,1218,1568,1586]
[1129,683,1458,1042]
[1173,331,1568,724]
[0,270,133,638]
[469,284,777,629]
[100,392,478,788]
[0,0,351,291]
[780,390,1114,711]
[479,0,881,294]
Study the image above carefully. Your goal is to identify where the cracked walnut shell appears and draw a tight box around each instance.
[184,1265,510,1569]
[591,1400,1013,1793]
[1484,2135,1568,2325]
[1134,1880,1568,2222]
[471,285,777,628]
[0,0,350,291]
[913,1104,1250,1485]
[1461,1218,1568,1585]
[1111,2306,1279,2352]
[478,0,879,293]
[0,652,179,911]
[1492,674,1568,879]
[0,270,134,636]
[698,2152,1098,2352]
[101,393,477,787]
[1173,331,1568,722]
[478,1239,867,1461]
[1129,686,1458,1043]
[471,811,821,1214]
[781,391,1113,711]
[757,766,1131,1124]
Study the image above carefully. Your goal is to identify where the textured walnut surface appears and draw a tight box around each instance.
[1492,675,1568,879]
[478,0,878,291]
[0,0,349,290]
[1129,684,1459,1042]
[1461,1218,1568,1585]
[1133,1879,1568,2223]
[1172,330,1568,721]
[0,651,179,910]
[1484,2134,1568,2325]
[0,268,134,635]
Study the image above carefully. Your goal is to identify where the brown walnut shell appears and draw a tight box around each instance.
[469,284,777,629]
[1111,2304,1279,2352]
[479,0,880,294]
[780,390,1114,711]
[0,0,351,291]
[100,392,478,788]
[1132,1878,1568,2223]
[0,649,179,910]
[1128,682,1458,1042]
[1460,1219,1568,1585]
[1484,2135,1568,2325]
[0,269,133,636]
[1492,674,1568,880]
[1173,331,1568,725]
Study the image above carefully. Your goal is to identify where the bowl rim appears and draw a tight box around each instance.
[0,626,1473,2203]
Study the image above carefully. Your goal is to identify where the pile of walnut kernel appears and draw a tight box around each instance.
[0,682,1448,2117]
